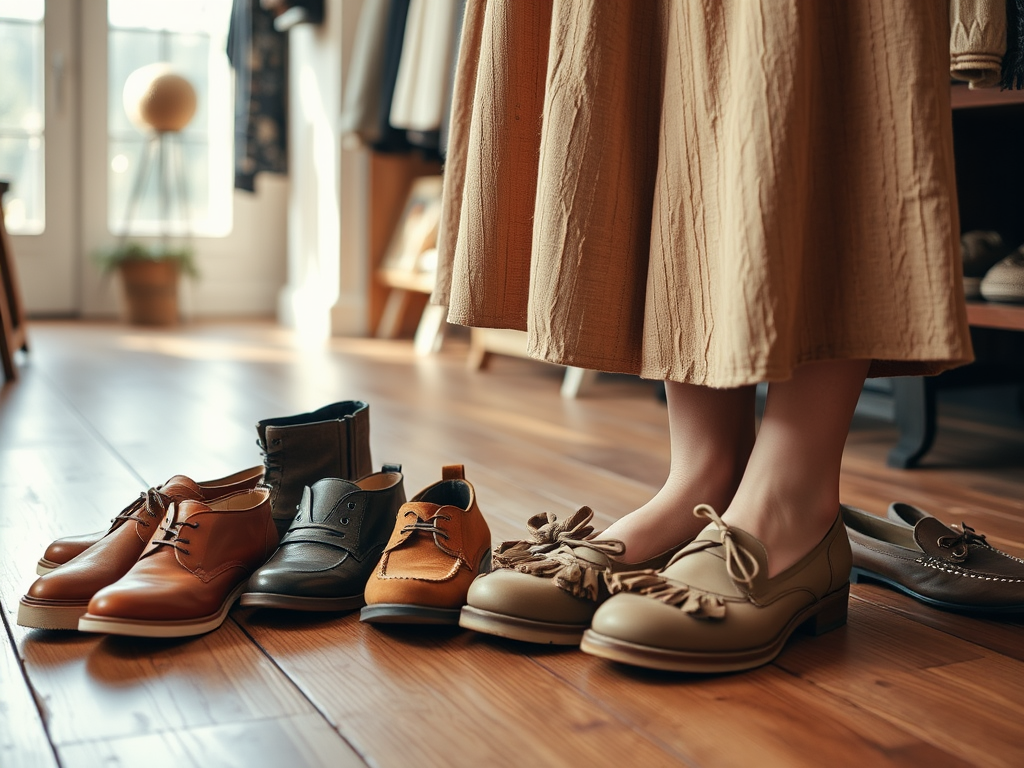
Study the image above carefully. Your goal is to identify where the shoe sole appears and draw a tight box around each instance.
[77,582,247,638]
[17,597,90,630]
[979,286,1024,304]
[238,592,364,612]
[360,549,492,626]
[458,606,586,645]
[579,584,850,673]
[359,604,462,625]
[36,558,60,576]
[850,567,1024,614]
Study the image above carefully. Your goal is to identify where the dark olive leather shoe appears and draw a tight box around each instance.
[257,400,373,537]
[240,465,405,611]
[844,503,1024,614]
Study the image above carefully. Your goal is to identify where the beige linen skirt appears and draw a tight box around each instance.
[435,0,974,387]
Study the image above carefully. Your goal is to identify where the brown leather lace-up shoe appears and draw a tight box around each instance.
[360,465,491,625]
[17,475,252,630]
[459,507,678,645]
[845,503,1024,614]
[34,467,264,575]
[78,488,277,638]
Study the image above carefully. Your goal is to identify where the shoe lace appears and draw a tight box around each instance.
[151,515,200,556]
[112,487,173,528]
[605,505,759,619]
[937,522,989,563]
[259,436,283,489]
[687,504,760,589]
[492,506,625,566]
[491,507,625,601]
[400,509,452,541]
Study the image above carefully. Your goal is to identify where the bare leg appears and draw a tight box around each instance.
[724,359,870,577]
[603,381,756,562]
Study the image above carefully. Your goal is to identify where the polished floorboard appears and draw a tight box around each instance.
[1,320,1022,768]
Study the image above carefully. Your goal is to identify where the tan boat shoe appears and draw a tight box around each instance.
[459,506,677,645]
[581,505,851,673]
[360,465,492,625]
[844,502,1024,614]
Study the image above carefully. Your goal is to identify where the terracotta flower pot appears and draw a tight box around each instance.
[118,258,180,326]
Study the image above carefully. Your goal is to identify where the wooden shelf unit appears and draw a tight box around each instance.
[887,87,1024,468]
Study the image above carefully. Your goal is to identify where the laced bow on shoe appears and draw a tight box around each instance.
[112,487,173,529]
[606,504,760,620]
[937,522,989,563]
[491,507,626,600]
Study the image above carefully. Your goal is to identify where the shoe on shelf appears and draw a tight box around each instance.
[844,502,1024,614]
[240,465,406,612]
[580,505,851,673]
[257,400,373,537]
[360,465,491,625]
[979,246,1024,304]
[960,230,1010,300]
[459,506,678,645]
[34,467,264,575]
[77,488,277,638]
[18,474,255,630]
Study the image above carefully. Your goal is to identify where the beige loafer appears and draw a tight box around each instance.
[459,507,677,645]
[580,505,851,673]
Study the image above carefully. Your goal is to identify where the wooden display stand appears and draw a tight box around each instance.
[0,180,29,382]
[368,154,443,348]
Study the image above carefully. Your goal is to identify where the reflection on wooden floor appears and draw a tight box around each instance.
[2,320,1023,768]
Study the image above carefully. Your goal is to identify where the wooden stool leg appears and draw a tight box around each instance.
[0,181,30,382]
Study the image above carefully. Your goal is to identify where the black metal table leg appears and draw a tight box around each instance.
[887,377,937,468]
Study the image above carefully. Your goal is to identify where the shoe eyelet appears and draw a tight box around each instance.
[341,517,350,525]
[347,502,356,510]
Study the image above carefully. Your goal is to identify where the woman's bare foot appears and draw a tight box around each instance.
[602,382,756,563]
[723,359,870,577]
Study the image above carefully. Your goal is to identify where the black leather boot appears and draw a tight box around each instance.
[257,401,373,536]
[240,465,405,611]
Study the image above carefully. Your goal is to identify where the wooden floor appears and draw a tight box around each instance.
[2,320,1023,768]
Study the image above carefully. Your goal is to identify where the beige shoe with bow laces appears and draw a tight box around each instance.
[581,504,852,673]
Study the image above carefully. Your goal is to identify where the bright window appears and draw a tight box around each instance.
[0,0,45,235]
[107,0,234,237]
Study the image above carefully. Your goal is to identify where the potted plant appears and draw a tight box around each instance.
[94,242,198,326]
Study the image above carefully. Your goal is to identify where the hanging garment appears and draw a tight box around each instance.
[228,0,288,192]
[435,0,974,388]
[339,0,393,149]
[390,0,460,133]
